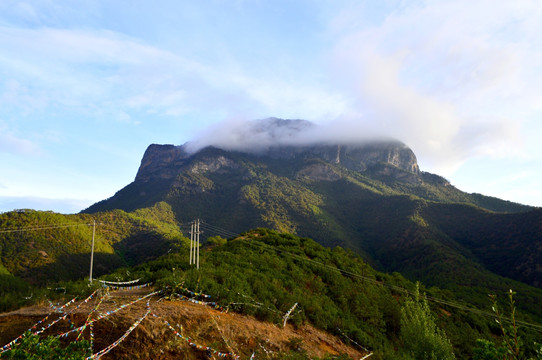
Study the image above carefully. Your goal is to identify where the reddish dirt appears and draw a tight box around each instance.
[0,288,369,359]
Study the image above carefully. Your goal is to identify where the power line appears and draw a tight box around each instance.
[237,237,542,333]
[199,220,236,235]
[180,222,531,326]
[0,223,93,233]
[199,221,238,238]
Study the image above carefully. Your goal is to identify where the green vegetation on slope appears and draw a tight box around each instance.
[99,229,542,359]
[2,227,541,358]
[0,202,187,311]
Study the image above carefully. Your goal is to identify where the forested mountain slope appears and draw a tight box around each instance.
[83,121,541,293]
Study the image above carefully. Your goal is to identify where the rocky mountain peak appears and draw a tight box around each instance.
[134,144,188,182]
[134,119,421,183]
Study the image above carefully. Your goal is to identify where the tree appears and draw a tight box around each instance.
[400,283,455,360]
[206,235,227,246]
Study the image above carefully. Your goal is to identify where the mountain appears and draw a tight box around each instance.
[84,118,541,296]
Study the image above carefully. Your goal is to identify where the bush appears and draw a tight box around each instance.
[1,332,91,359]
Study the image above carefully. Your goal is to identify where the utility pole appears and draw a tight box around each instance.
[188,219,201,269]
[189,221,194,265]
[89,220,96,282]
[196,219,200,269]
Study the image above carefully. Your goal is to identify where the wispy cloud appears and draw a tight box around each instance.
[0,24,348,125]
[0,26,190,118]
[0,123,41,155]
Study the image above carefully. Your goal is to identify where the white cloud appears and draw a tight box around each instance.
[329,0,542,174]
[0,26,216,121]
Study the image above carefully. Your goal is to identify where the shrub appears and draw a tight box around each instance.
[1,332,91,359]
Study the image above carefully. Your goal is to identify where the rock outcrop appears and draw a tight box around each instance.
[134,119,421,185]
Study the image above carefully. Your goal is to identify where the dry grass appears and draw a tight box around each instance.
[0,289,368,359]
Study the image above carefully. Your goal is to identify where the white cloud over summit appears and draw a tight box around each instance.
[329,0,542,174]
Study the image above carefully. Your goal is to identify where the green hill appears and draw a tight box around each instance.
[0,202,187,309]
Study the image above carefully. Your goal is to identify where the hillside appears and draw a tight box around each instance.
[1,229,541,359]
[82,119,541,294]
[0,202,188,311]
[0,289,367,359]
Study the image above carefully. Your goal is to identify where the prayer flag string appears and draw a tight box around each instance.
[101,282,152,291]
[176,294,226,312]
[86,301,151,359]
[152,313,239,359]
[56,290,161,339]
[89,322,94,353]
[98,278,141,286]
[0,290,98,353]
[179,287,212,299]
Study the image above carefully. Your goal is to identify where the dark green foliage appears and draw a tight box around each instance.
[1,332,91,359]
[117,229,407,355]
[0,203,184,281]
[473,339,507,360]
[0,274,32,312]
[206,235,227,246]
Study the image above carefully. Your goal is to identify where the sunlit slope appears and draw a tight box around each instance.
[0,202,186,284]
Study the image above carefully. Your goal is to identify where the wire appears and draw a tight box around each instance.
[180,220,239,239]
[200,221,238,238]
[0,222,178,234]
[237,237,542,333]
[0,223,93,233]
[180,222,542,331]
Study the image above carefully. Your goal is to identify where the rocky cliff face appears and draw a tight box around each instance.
[134,144,189,182]
[135,140,421,184]
[134,119,421,184]
[264,142,419,173]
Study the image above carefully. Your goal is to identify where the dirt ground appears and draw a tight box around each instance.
[0,288,369,359]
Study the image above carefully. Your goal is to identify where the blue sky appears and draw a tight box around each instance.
[1,0,541,213]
